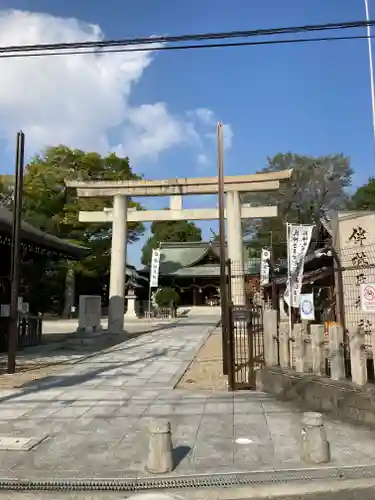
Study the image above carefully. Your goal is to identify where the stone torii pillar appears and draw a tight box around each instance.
[226,190,246,306]
[108,194,128,332]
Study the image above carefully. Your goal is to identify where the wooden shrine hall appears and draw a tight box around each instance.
[0,206,86,351]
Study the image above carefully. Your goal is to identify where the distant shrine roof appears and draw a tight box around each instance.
[153,241,260,277]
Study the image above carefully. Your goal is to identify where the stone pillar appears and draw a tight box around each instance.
[279,320,290,369]
[301,412,330,464]
[302,321,312,371]
[328,324,345,381]
[108,194,128,333]
[311,324,325,376]
[77,295,102,333]
[294,323,305,373]
[263,309,278,366]
[226,190,246,306]
[349,326,367,386]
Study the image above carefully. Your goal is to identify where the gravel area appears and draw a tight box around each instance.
[177,327,227,390]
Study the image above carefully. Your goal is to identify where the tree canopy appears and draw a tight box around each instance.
[22,145,144,277]
[141,220,202,266]
[350,177,375,211]
[0,146,145,313]
[243,153,353,260]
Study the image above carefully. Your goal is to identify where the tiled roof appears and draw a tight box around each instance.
[0,206,86,258]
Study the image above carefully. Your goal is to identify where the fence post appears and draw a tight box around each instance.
[349,326,367,386]
[279,320,290,369]
[311,324,325,376]
[302,321,312,371]
[263,309,278,366]
[328,324,345,381]
[294,323,305,373]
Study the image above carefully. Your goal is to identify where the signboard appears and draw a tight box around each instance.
[299,293,315,321]
[150,249,161,288]
[260,248,270,286]
[360,283,375,313]
[232,308,251,324]
[284,224,314,308]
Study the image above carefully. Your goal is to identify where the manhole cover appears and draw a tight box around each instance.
[0,435,47,451]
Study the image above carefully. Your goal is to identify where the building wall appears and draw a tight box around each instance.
[332,211,375,351]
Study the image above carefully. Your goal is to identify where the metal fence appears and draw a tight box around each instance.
[227,259,264,390]
[0,313,42,351]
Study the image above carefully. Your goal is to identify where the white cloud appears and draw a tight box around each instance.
[117,102,201,161]
[197,153,210,166]
[188,108,216,126]
[0,9,233,168]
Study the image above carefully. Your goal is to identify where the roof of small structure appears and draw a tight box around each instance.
[0,206,86,259]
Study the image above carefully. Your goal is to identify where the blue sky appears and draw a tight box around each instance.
[0,0,374,266]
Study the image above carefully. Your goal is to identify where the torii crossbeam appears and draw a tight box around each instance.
[66,169,292,332]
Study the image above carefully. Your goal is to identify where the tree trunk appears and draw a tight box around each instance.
[62,263,75,318]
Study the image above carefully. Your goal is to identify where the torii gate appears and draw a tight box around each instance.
[66,169,292,332]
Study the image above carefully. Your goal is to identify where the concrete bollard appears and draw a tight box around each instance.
[301,412,330,464]
[146,420,173,474]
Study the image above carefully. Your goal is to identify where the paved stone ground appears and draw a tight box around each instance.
[0,311,373,481]
[0,318,182,388]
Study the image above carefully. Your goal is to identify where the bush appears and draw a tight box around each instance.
[155,287,180,308]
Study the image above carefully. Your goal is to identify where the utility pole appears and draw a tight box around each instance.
[8,131,25,374]
[217,122,231,378]
[365,0,375,162]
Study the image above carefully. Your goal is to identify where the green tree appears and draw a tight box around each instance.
[243,153,353,260]
[21,145,145,313]
[350,177,375,211]
[141,220,202,266]
[0,175,14,208]
[155,287,180,307]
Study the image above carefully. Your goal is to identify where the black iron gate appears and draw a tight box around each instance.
[228,304,264,390]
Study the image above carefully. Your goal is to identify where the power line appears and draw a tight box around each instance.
[0,33,373,59]
[0,19,374,56]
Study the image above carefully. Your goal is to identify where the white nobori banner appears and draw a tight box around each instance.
[284,224,314,308]
[260,248,271,286]
[150,248,161,288]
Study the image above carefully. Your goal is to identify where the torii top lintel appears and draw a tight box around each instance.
[65,169,292,197]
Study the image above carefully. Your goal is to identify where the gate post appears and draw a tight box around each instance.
[328,324,345,381]
[279,320,290,368]
[311,324,325,376]
[263,309,278,366]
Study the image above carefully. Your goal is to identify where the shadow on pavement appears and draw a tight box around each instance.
[172,444,192,469]
[0,348,167,405]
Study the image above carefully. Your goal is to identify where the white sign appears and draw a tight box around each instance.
[0,304,9,317]
[360,283,375,313]
[21,302,29,314]
[284,224,314,308]
[17,296,23,312]
[300,293,315,320]
[260,248,270,286]
[150,249,161,288]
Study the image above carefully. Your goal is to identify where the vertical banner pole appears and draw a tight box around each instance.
[286,222,293,340]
